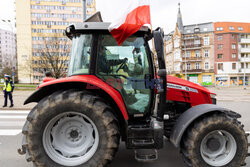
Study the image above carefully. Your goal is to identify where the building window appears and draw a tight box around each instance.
[232,63,236,70]
[195,63,200,69]
[241,63,244,68]
[194,39,200,45]
[204,50,209,57]
[195,50,200,57]
[194,28,200,32]
[232,53,236,58]
[218,63,223,70]
[216,27,223,31]
[232,34,235,39]
[186,51,191,57]
[217,44,223,50]
[203,37,209,45]
[229,26,235,30]
[232,44,236,49]
[187,63,191,70]
[217,35,223,41]
[217,54,223,59]
[205,62,209,69]
[238,27,243,31]
[203,28,208,31]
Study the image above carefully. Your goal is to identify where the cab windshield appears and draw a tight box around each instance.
[68,34,92,76]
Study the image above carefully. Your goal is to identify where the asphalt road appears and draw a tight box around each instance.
[0,101,250,167]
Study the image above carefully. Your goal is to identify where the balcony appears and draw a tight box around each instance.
[183,36,200,40]
[240,38,250,43]
[239,57,250,62]
[240,48,250,53]
[182,69,202,74]
[182,56,202,62]
[182,44,202,50]
[239,68,250,73]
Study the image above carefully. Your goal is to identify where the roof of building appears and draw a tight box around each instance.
[183,22,214,34]
[214,22,250,34]
[164,31,174,41]
[177,3,184,33]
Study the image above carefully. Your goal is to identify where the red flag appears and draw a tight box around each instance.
[108,0,151,45]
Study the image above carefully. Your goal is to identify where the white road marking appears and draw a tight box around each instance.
[0,111,29,114]
[0,130,21,136]
[0,115,27,119]
[0,121,25,127]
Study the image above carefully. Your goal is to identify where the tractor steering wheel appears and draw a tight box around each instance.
[116,58,128,73]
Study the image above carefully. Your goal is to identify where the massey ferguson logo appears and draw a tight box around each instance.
[167,83,198,93]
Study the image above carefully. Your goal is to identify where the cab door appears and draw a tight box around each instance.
[96,34,153,115]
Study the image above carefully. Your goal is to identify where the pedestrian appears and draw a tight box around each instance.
[3,74,14,108]
[43,71,55,83]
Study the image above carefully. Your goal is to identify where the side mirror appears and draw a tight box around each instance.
[153,28,165,69]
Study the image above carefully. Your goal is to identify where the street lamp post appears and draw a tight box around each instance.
[1,19,15,83]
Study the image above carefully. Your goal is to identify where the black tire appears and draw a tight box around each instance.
[181,113,248,167]
[20,90,120,167]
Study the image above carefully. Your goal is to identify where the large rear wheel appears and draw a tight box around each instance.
[181,113,248,167]
[20,90,120,167]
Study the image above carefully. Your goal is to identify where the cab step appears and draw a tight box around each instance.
[134,149,158,162]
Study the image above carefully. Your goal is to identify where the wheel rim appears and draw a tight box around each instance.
[200,130,237,166]
[43,112,99,166]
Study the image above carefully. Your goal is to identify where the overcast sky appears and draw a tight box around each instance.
[0,0,249,33]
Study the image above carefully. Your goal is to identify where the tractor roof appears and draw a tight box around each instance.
[70,22,150,32]
[65,12,151,38]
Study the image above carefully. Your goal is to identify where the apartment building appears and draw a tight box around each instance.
[16,0,96,83]
[0,29,16,71]
[214,22,250,86]
[165,5,215,86]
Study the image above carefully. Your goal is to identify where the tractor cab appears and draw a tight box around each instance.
[66,22,165,118]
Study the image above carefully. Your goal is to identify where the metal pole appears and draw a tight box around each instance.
[82,0,87,21]
[244,54,246,89]
[183,37,187,80]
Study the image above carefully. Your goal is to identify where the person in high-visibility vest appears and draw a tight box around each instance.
[3,74,14,107]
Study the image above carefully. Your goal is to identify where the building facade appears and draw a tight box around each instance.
[16,0,96,83]
[214,22,250,86]
[165,5,215,86]
[0,29,16,71]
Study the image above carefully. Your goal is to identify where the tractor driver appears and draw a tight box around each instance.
[97,45,127,74]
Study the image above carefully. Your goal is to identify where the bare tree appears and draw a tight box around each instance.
[33,34,70,79]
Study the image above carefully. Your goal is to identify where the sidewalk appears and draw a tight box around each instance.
[208,86,250,102]
[0,91,36,110]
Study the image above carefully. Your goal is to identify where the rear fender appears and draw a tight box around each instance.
[170,104,241,148]
[24,76,129,120]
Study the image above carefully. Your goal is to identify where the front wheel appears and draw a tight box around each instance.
[22,90,120,167]
[181,113,248,167]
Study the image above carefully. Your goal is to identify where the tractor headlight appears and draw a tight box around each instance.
[210,94,217,104]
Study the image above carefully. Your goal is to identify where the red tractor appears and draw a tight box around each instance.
[18,21,248,167]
